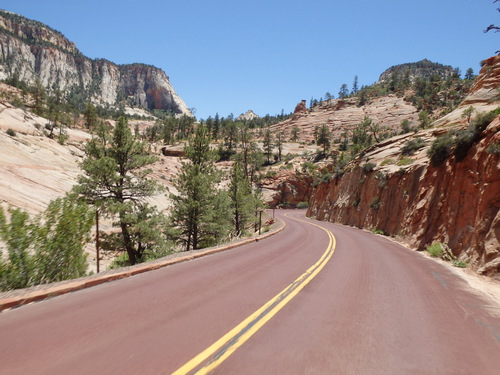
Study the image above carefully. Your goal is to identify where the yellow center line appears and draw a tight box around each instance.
[172,215,336,375]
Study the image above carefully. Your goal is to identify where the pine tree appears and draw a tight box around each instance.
[228,161,255,236]
[338,84,349,99]
[263,128,274,164]
[352,75,359,94]
[170,125,229,251]
[75,117,160,265]
[317,124,331,155]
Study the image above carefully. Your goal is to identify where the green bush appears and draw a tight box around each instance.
[296,201,309,209]
[426,242,444,258]
[369,197,381,210]
[397,157,414,166]
[486,142,500,155]
[362,162,376,173]
[6,128,16,137]
[401,137,426,155]
[453,129,475,162]
[427,134,454,166]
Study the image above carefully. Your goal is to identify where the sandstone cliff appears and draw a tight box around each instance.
[307,55,500,276]
[0,10,191,116]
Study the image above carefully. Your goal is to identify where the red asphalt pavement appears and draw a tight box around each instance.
[0,210,499,374]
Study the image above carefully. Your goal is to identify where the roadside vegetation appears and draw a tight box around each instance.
[425,242,467,268]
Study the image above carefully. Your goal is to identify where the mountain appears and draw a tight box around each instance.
[0,10,191,116]
[378,59,456,84]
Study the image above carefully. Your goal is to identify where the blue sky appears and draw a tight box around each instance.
[1,0,498,119]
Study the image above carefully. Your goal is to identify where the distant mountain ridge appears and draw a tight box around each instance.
[378,59,456,84]
[0,10,191,116]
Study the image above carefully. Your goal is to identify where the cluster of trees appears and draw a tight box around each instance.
[77,117,264,263]
[0,116,267,290]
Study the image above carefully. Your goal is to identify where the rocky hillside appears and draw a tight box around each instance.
[269,95,419,144]
[378,59,456,84]
[307,55,500,277]
[0,10,191,115]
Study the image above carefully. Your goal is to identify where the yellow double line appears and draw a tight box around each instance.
[172,217,336,374]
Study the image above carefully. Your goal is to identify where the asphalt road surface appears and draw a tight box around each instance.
[1,210,499,374]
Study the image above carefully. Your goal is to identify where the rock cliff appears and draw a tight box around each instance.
[307,55,500,276]
[0,10,191,115]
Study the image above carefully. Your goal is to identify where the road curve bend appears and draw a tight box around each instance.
[0,210,499,374]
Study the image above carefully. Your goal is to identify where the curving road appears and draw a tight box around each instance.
[1,210,499,374]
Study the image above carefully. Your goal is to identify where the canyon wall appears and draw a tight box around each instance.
[307,55,500,276]
[0,10,191,115]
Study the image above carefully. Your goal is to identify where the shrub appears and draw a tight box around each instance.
[401,137,426,155]
[362,162,376,173]
[452,259,467,268]
[486,142,500,155]
[453,129,475,162]
[427,134,454,166]
[426,242,444,258]
[296,201,309,209]
[397,157,414,166]
[6,128,16,137]
[369,197,381,210]
[471,108,500,134]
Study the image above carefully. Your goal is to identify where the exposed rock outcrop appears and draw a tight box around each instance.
[0,10,191,116]
[236,110,260,121]
[307,55,500,276]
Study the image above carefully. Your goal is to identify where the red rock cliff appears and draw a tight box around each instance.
[307,55,500,276]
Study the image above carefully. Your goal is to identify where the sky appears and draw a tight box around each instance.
[1,0,498,120]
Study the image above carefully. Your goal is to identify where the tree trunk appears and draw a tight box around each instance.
[120,218,136,265]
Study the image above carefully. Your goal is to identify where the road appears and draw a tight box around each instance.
[1,210,499,374]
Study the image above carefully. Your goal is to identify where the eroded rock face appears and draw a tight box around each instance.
[260,169,313,208]
[0,11,191,116]
[307,117,500,276]
[436,55,500,127]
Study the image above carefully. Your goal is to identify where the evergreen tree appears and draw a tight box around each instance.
[338,84,349,99]
[317,124,331,155]
[262,128,274,164]
[465,68,475,80]
[276,131,284,161]
[228,161,255,236]
[352,75,359,94]
[84,102,98,130]
[31,78,46,116]
[170,125,229,251]
[290,126,300,142]
[75,117,160,265]
[239,125,254,178]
